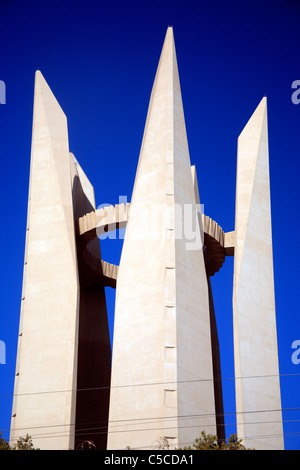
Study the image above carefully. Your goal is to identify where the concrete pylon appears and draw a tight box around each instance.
[107,27,216,450]
[10,71,111,450]
[10,71,79,450]
[233,97,284,450]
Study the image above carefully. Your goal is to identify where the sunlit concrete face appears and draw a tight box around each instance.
[107,27,216,450]
[233,98,284,450]
[10,72,80,450]
[10,72,111,450]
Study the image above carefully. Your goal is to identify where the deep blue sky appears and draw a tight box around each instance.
[0,0,300,449]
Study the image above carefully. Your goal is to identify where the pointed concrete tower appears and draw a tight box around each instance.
[107,27,216,450]
[233,98,284,450]
[10,72,111,450]
[10,71,79,450]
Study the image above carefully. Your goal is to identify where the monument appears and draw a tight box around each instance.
[10,27,284,450]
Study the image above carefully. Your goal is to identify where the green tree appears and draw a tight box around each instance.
[0,432,39,450]
[220,433,248,450]
[12,434,38,450]
[182,431,250,450]
[0,432,10,450]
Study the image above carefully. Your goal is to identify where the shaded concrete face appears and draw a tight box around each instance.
[70,155,111,450]
[74,286,111,450]
[233,98,284,450]
[107,27,216,450]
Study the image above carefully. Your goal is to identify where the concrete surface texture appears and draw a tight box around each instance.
[10,72,111,450]
[233,97,284,450]
[107,27,216,450]
[10,71,79,450]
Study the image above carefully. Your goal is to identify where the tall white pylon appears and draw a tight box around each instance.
[10,71,79,450]
[107,27,216,450]
[233,97,284,450]
[10,71,111,451]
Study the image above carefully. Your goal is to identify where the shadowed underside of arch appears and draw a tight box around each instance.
[76,202,235,287]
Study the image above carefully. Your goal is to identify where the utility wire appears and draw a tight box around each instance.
[7,407,300,441]
[8,417,300,441]
[4,374,300,445]
[1,372,299,400]
[8,421,300,445]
